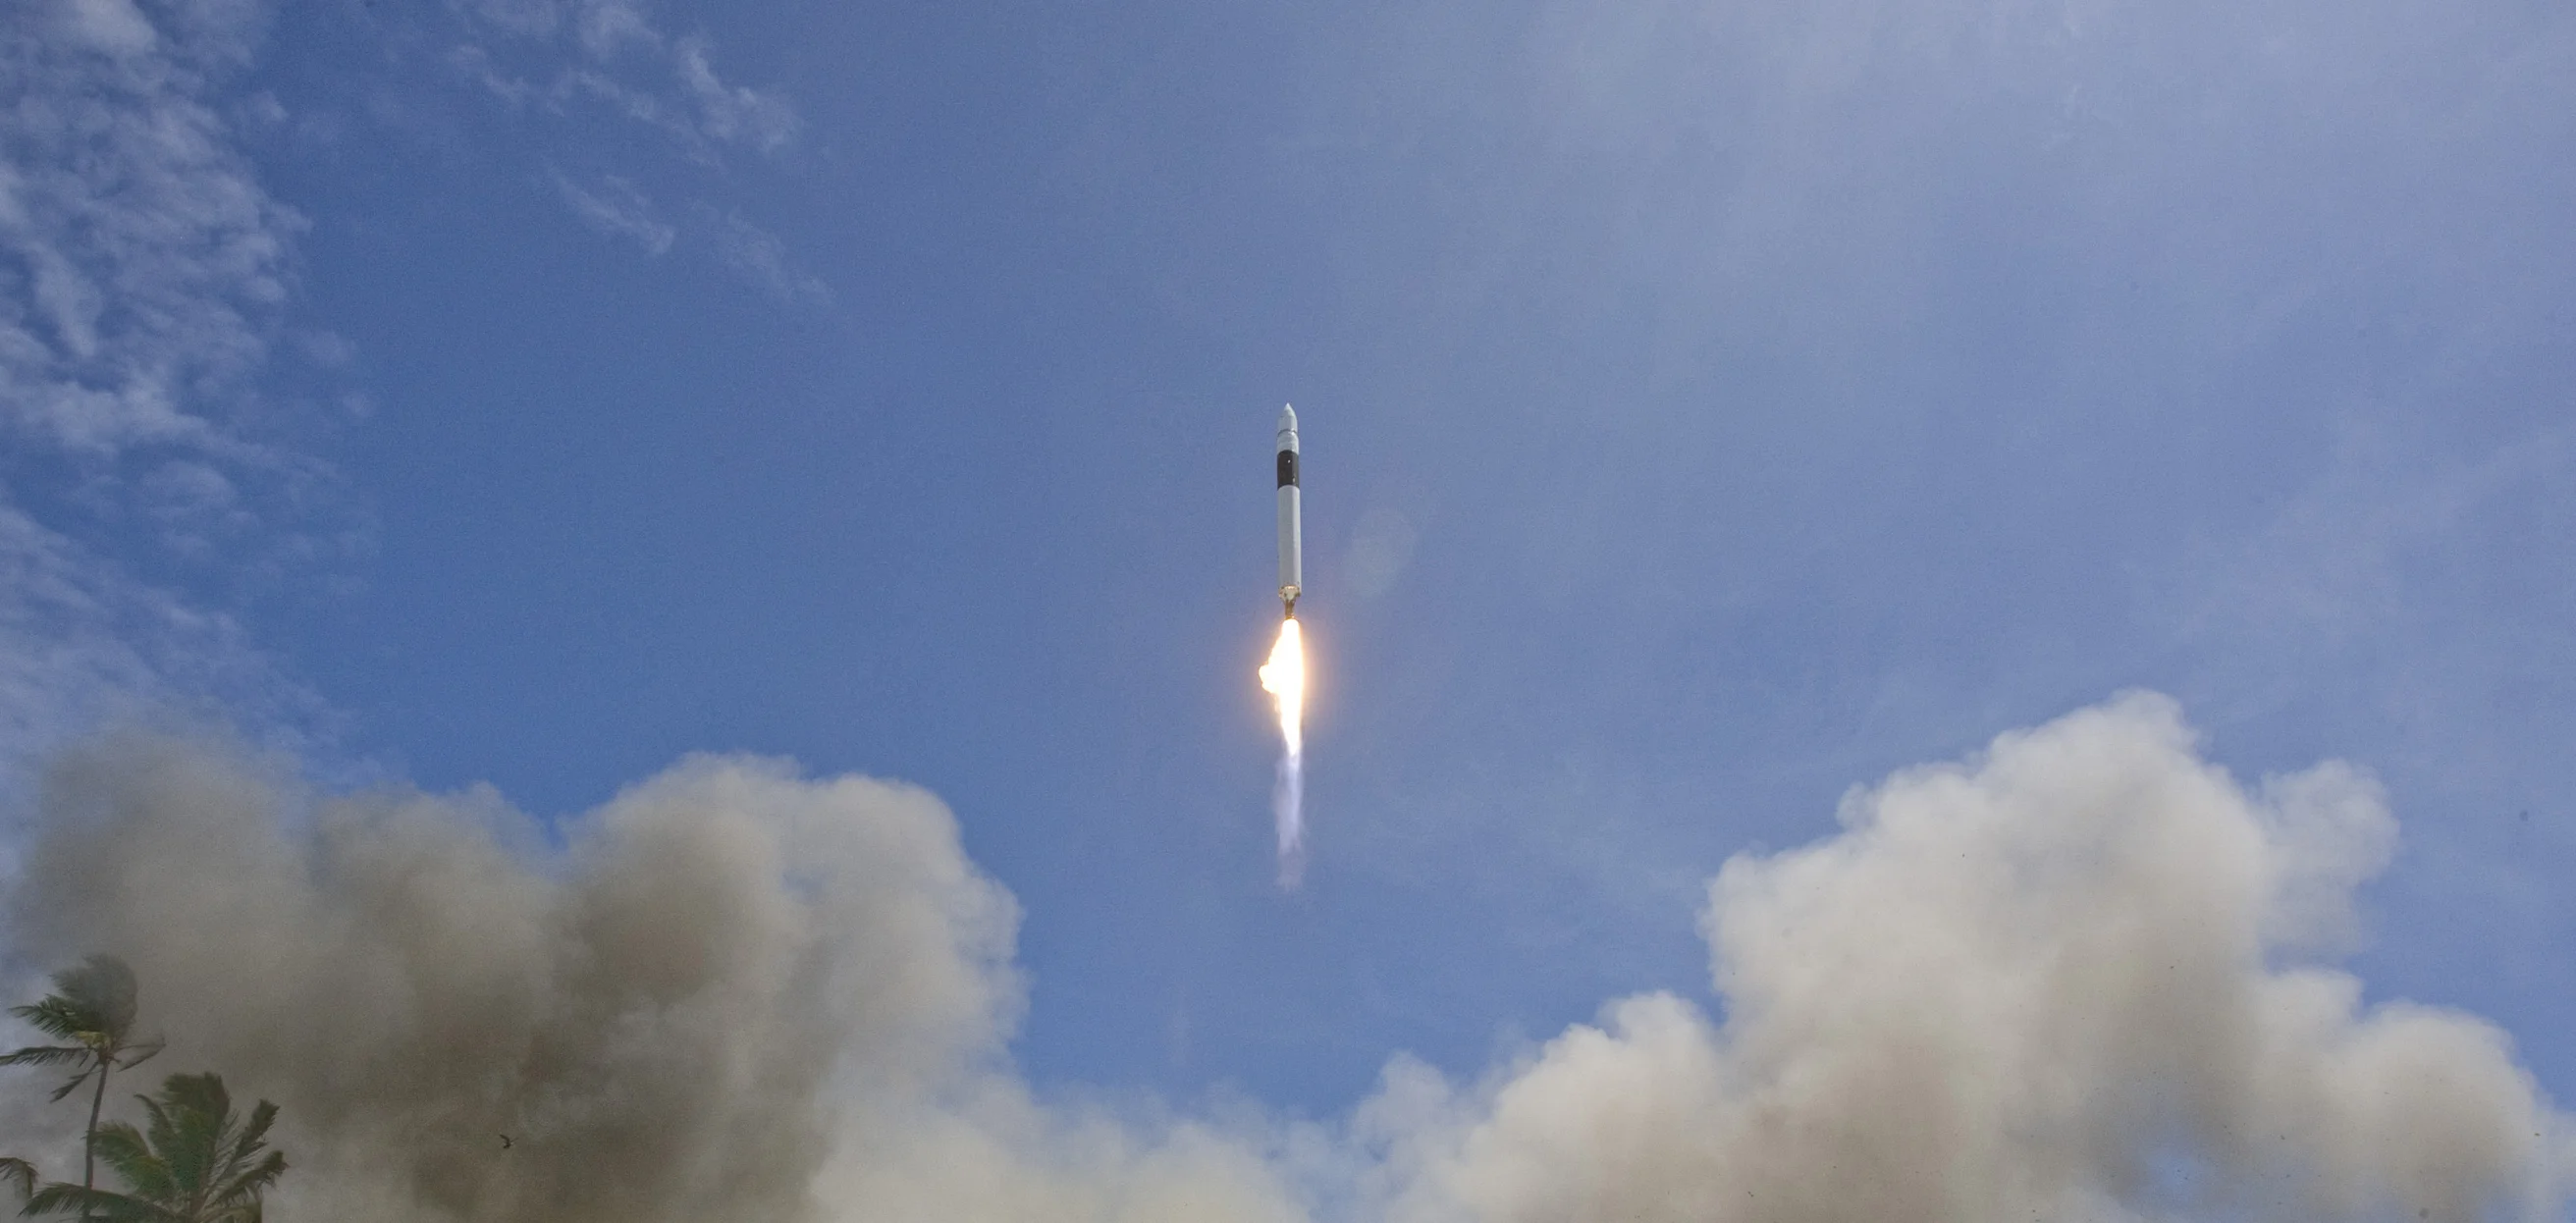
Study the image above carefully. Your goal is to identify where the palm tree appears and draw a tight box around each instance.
[21,1074,285,1223]
[0,956,163,1207]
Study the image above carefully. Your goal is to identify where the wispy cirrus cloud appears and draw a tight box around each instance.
[448,0,826,305]
[0,0,343,777]
[547,168,826,305]
[697,204,830,306]
[456,0,795,155]
[0,0,817,782]
[0,502,331,803]
[549,167,676,254]
[0,0,302,455]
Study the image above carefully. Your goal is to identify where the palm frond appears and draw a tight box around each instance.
[89,1122,175,1205]
[0,1046,87,1069]
[43,1066,101,1103]
[0,1156,36,1199]
[220,1102,273,1190]
[232,1102,272,1155]
[22,1182,184,1222]
[6,998,104,1044]
[112,1039,163,1072]
[141,1083,212,1204]
[203,1150,283,1212]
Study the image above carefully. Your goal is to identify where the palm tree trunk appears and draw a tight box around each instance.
[82,1063,104,1223]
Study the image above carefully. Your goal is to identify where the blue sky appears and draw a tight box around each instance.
[4,0,2576,1216]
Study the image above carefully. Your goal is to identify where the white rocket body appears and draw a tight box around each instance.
[1276,404,1301,616]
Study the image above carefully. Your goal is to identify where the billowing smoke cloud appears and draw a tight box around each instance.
[1361,694,2574,1223]
[1,695,2568,1222]
[0,735,1301,1223]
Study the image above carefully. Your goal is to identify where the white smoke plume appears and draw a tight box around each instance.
[1361,694,2575,1223]
[0,694,2567,1223]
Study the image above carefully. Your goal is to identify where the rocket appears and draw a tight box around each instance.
[1276,403,1301,617]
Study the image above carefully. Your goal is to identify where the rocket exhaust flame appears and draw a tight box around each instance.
[1259,615,1306,885]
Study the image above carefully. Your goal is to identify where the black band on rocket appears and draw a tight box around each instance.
[1277,451,1299,488]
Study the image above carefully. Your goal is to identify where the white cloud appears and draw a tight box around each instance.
[455,0,798,159]
[63,0,157,56]
[0,0,344,778]
[0,0,301,455]
[671,34,795,153]
[452,0,822,306]
[698,204,830,305]
[0,505,323,792]
[550,167,675,254]
[572,0,656,58]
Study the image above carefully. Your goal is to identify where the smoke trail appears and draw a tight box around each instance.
[1273,750,1305,887]
[1259,617,1307,885]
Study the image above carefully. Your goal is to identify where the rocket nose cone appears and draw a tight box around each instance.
[1278,403,1297,432]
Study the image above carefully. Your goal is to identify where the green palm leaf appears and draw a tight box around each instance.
[0,1156,36,1200]
[4,1001,96,1046]
[16,1075,285,1223]
[22,1183,183,1222]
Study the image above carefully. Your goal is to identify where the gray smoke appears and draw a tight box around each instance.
[0,734,1299,1223]
[1,695,2567,1222]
